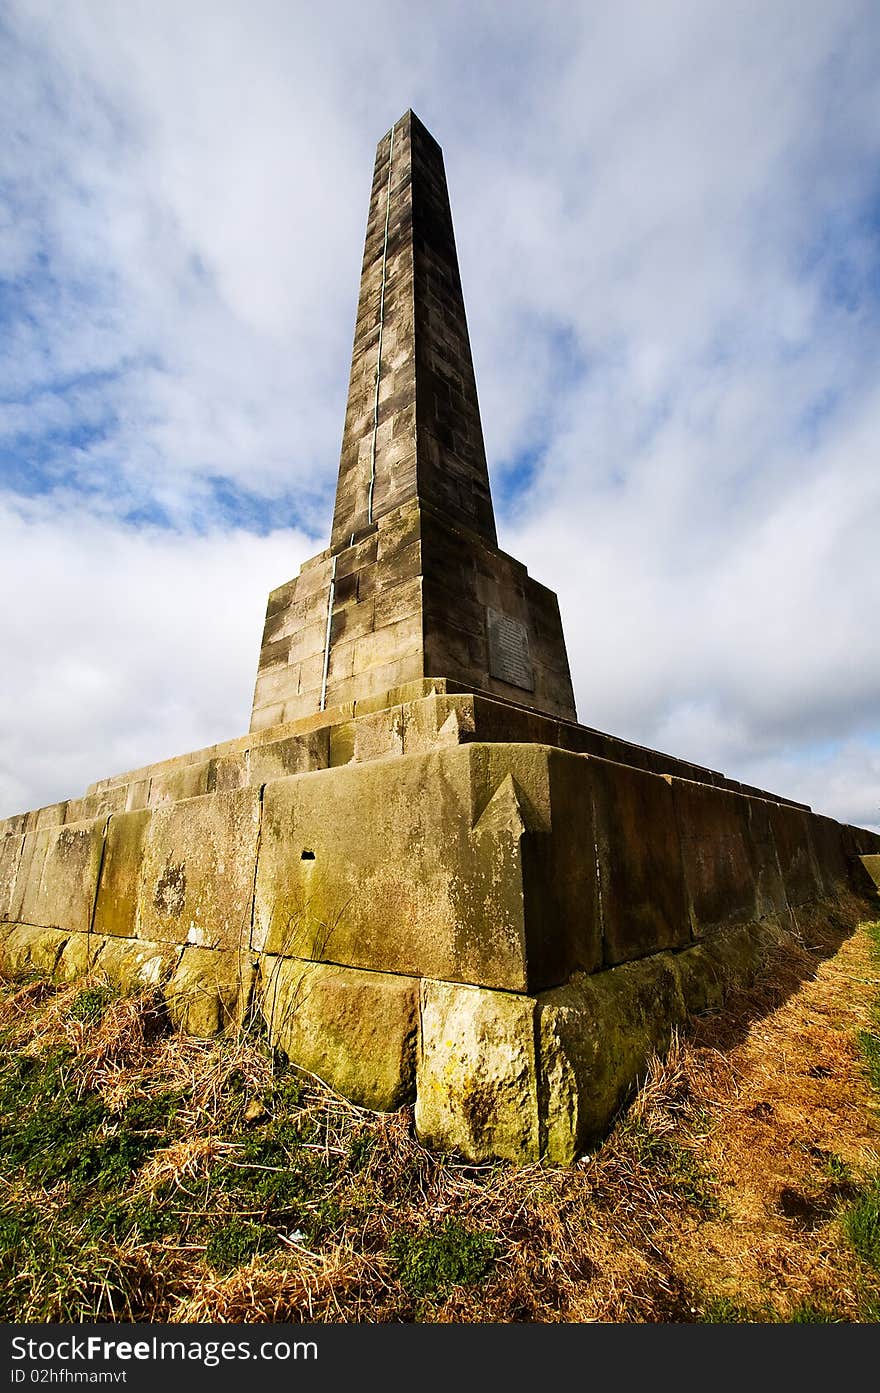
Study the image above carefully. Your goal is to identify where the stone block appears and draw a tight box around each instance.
[351,705,407,762]
[329,598,375,646]
[285,618,328,666]
[590,760,689,965]
[0,923,72,976]
[672,921,768,1017]
[12,817,106,935]
[166,945,254,1037]
[137,788,261,950]
[64,786,127,824]
[262,957,418,1110]
[126,779,151,812]
[149,761,212,807]
[248,729,330,785]
[54,930,98,981]
[7,830,46,924]
[250,700,286,733]
[416,979,539,1162]
[253,743,600,992]
[809,814,853,894]
[673,780,758,935]
[374,576,423,627]
[254,745,509,983]
[0,834,24,921]
[770,804,822,907]
[537,953,687,1162]
[354,613,422,671]
[745,798,790,919]
[324,652,424,709]
[326,636,356,683]
[210,754,249,793]
[91,935,180,992]
[92,809,151,939]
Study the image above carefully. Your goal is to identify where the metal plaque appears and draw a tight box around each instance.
[486,606,534,691]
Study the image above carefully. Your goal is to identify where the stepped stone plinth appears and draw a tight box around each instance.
[2,112,878,1161]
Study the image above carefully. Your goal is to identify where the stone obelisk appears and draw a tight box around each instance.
[4,110,879,1168]
[250,111,576,730]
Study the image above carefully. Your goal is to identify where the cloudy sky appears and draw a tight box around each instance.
[2,0,879,831]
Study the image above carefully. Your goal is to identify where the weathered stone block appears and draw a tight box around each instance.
[92,809,151,939]
[248,730,330,785]
[210,754,249,793]
[590,760,689,965]
[137,788,261,950]
[254,743,600,992]
[0,835,24,921]
[149,761,213,806]
[416,979,539,1162]
[64,786,127,824]
[0,923,71,976]
[13,817,106,934]
[255,745,515,984]
[745,797,790,919]
[262,957,418,1110]
[673,780,758,934]
[770,804,822,907]
[126,779,151,812]
[809,814,852,895]
[166,945,254,1036]
[91,935,180,992]
[54,930,98,981]
[537,953,686,1162]
[672,921,768,1017]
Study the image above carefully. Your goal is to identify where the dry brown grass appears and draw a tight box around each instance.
[2,891,879,1323]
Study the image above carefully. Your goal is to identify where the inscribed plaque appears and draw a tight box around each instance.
[486,607,534,691]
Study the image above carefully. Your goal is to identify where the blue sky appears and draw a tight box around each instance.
[1,0,879,830]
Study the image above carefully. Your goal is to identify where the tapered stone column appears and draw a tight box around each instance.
[250,111,576,730]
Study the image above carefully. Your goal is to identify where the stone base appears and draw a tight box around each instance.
[1,907,867,1165]
[2,694,879,1163]
[0,921,253,1037]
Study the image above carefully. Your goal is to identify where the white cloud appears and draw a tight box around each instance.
[0,496,309,815]
[1,0,878,831]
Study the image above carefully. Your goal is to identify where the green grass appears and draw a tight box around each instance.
[857,1029,880,1090]
[389,1218,496,1298]
[786,1301,846,1323]
[699,1295,845,1324]
[825,1152,854,1185]
[205,1218,278,1274]
[842,1176,880,1272]
[698,1296,769,1323]
[0,1049,171,1190]
[68,984,117,1025]
[839,921,880,1279]
[617,1117,721,1213]
[0,1004,334,1318]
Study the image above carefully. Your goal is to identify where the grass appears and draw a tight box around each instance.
[390,1219,496,1298]
[0,892,879,1322]
[835,916,880,1279]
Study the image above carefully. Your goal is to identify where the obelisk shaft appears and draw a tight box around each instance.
[330,111,496,552]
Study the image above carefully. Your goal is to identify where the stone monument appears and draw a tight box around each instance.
[1,111,878,1163]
